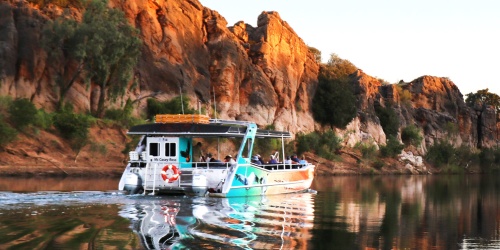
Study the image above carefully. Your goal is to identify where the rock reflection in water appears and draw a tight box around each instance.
[0,192,140,250]
[119,193,315,249]
[2,175,500,249]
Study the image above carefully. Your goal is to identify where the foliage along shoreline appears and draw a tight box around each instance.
[1,94,500,177]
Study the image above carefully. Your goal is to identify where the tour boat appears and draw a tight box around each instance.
[118,114,316,197]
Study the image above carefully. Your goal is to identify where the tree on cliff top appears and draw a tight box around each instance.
[42,0,141,117]
[319,53,358,80]
[312,78,357,129]
[312,54,358,129]
[308,46,321,63]
[465,88,500,148]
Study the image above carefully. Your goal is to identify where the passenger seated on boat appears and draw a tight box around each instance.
[291,154,300,164]
[207,155,224,167]
[284,156,292,164]
[268,155,278,164]
[256,154,264,165]
[224,155,236,166]
[209,157,220,162]
[299,155,308,165]
[205,153,213,162]
[251,155,262,165]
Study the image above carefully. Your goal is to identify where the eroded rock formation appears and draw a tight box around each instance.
[0,0,497,153]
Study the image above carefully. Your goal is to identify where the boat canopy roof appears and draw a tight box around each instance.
[127,122,291,138]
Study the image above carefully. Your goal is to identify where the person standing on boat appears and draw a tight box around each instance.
[194,142,204,162]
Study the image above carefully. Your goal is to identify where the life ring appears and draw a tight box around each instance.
[161,164,180,183]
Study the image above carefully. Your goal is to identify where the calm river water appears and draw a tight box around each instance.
[0,174,499,250]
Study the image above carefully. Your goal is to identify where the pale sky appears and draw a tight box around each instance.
[199,0,500,96]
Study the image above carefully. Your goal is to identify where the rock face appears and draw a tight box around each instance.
[346,71,497,149]
[0,0,319,135]
[0,0,497,152]
[204,10,319,132]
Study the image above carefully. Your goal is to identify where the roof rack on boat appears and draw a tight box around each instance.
[256,129,291,138]
[209,119,291,138]
[209,119,256,126]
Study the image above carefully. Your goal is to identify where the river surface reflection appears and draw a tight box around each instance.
[0,175,499,249]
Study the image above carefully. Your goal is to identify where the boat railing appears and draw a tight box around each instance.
[128,160,311,171]
[180,161,234,170]
[250,162,309,170]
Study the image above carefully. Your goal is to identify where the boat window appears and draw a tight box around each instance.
[165,143,176,157]
[150,143,159,156]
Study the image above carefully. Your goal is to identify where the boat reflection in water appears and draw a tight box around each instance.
[119,192,315,249]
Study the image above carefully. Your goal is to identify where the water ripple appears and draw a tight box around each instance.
[0,190,128,208]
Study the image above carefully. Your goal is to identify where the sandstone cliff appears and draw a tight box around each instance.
[345,70,497,150]
[0,0,319,135]
[0,0,498,159]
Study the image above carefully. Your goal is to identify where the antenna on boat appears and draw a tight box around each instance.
[212,86,217,121]
[198,99,201,114]
[179,69,185,114]
[281,134,286,166]
[179,85,185,114]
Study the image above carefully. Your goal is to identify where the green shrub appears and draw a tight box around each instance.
[146,96,196,120]
[445,122,459,139]
[0,115,17,147]
[396,85,412,106]
[53,107,90,152]
[401,125,423,147]
[319,53,358,80]
[375,103,400,137]
[426,141,482,170]
[295,130,342,161]
[8,98,38,130]
[443,164,465,174]
[479,148,500,171]
[355,142,378,159]
[0,96,13,115]
[380,136,404,158]
[33,109,54,130]
[104,99,143,127]
[454,145,480,168]
[372,159,384,169]
[425,140,455,167]
[104,108,126,120]
[296,132,320,156]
